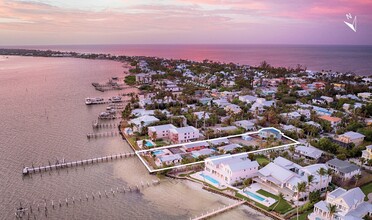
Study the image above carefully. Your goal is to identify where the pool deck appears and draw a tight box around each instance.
[190,171,227,190]
[240,184,276,207]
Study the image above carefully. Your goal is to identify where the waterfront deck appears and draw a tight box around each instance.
[192,200,246,220]
[22,152,136,175]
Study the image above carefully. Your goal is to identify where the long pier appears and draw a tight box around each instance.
[191,200,246,220]
[87,131,119,138]
[22,152,136,175]
[92,121,119,129]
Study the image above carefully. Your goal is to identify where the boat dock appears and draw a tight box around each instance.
[191,200,246,220]
[92,121,119,129]
[87,131,119,138]
[22,152,136,175]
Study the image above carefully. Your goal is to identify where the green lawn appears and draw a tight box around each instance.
[290,210,312,220]
[255,156,270,166]
[256,189,293,214]
[361,182,372,200]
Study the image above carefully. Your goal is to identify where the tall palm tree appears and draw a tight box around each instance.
[327,203,337,220]
[326,168,333,191]
[307,174,314,197]
[295,182,307,220]
[317,167,326,192]
[272,192,284,211]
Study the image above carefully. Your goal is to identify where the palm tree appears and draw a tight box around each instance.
[359,157,366,166]
[354,174,362,187]
[307,174,315,197]
[326,203,337,220]
[317,168,326,192]
[272,192,284,211]
[326,168,333,191]
[295,182,307,220]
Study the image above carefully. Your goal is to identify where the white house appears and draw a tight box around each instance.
[326,158,361,179]
[169,126,200,144]
[224,104,242,114]
[256,157,331,199]
[239,95,258,104]
[129,115,160,132]
[233,120,255,131]
[212,99,230,108]
[357,92,371,99]
[297,109,311,120]
[193,111,210,120]
[336,131,365,146]
[204,154,259,185]
[250,98,275,114]
[295,145,323,160]
[155,154,183,167]
[308,187,372,220]
[281,111,302,120]
[320,96,334,103]
[148,124,177,140]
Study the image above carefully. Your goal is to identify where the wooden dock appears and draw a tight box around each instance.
[22,152,136,175]
[92,121,119,129]
[191,200,246,220]
[87,131,119,138]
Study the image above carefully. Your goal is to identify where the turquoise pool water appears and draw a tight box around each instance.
[245,191,265,201]
[153,150,163,155]
[200,173,219,185]
[145,141,154,147]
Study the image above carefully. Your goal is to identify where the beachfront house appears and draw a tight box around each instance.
[129,115,160,132]
[308,187,372,220]
[233,120,255,131]
[204,154,259,185]
[155,154,183,167]
[148,124,177,140]
[169,126,200,144]
[336,131,365,146]
[362,145,372,161]
[256,157,331,199]
[326,158,361,179]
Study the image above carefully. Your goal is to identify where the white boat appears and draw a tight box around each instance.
[110,96,122,103]
[85,97,105,105]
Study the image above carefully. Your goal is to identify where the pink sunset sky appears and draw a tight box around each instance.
[0,0,371,45]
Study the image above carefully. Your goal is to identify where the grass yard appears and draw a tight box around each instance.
[361,182,372,201]
[256,189,293,214]
[290,210,312,220]
[255,156,270,166]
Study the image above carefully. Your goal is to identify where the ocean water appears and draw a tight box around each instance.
[0,56,267,219]
[12,44,372,75]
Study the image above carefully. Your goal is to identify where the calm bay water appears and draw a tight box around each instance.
[0,56,266,219]
[13,44,372,75]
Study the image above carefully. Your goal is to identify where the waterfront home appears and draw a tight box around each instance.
[362,145,372,161]
[129,115,160,132]
[238,95,258,104]
[155,154,182,167]
[336,131,365,146]
[256,157,331,198]
[135,73,153,84]
[193,111,210,120]
[308,187,372,220]
[295,145,323,160]
[169,126,200,144]
[233,120,255,131]
[258,128,282,139]
[192,148,216,158]
[204,154,259,185]
[224,104,242,114]
[218,144,243,153]
[318,115,341,128]
[182,141,209,152]
[148,124,177,140]
[326,158,361,179]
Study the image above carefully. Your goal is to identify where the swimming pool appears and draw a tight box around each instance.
[145,141,154,147]
[152,150,163,155]
[245,191,265,201]
[200,173,220,185]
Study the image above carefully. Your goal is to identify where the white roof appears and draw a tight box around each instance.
[129,115,159,125]
[148,124,176,131]
[341,131,365,140]
[296,145,323,159]
[258,162,296,184]
[170,126,199,134]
